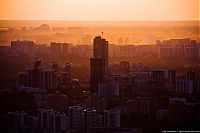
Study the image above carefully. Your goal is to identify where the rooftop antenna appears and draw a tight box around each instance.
[102,32,103,38]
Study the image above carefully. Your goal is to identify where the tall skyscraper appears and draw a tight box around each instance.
[93,36,109,69]
[90,36,109,93]
[90,58,106,93]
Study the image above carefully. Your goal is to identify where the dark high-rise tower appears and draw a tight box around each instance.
[90,58,106,93]
[93,36,108,69]
[90,36,109,93]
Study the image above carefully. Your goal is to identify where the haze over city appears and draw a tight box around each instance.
[0,0,199,21]
[0,1,200,133]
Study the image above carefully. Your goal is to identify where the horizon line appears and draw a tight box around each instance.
[0,19,199,22]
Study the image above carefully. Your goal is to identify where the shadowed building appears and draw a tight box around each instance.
[90,58,105,93]
[93,36,108,69]
[90,36,109,93]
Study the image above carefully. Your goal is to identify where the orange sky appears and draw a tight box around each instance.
[0,0,199,21]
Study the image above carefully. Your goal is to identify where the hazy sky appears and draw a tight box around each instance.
[0,0,199,21]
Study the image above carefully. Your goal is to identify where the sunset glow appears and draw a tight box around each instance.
[0,0,199,21]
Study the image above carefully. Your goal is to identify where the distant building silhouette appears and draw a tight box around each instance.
[18,59,58,90]
[11,40,36,57]
[93,36,108,69]
[90,58,105,93]
[51,42,61,61]
[90,36,109,93]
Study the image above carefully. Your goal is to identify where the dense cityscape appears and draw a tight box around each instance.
[0,0,200,132]
[0,34,200,133]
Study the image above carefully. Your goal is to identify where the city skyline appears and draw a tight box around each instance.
[0,0,199,21]
[1,36,200,132]
[0,1,200,132]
